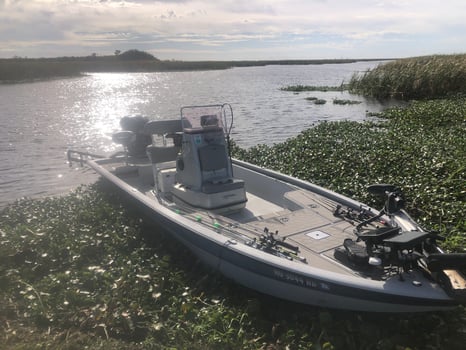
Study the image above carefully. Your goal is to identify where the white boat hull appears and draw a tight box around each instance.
[77,156,459,313]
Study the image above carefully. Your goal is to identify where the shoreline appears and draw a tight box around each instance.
[0,57,387,83]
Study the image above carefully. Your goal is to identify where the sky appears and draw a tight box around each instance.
[0,0,465,60]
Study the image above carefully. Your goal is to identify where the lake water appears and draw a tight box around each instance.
[0,62,401,208]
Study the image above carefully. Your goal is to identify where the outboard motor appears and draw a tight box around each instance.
[119,115,152,157]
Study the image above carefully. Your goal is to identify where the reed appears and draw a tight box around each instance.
[348,54,466,99]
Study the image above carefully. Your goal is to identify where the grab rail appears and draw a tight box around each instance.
[67,149,105,167]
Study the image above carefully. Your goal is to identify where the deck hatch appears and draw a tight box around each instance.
[306,230,330,240]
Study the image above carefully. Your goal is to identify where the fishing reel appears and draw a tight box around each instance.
[258,228,299,253]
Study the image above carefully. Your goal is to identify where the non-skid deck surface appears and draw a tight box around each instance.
[105,161,358,275]
[202,190,356,263]
[288,221,355,254]
[226,192,286,223]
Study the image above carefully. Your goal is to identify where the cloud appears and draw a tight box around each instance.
[1,0,465,59]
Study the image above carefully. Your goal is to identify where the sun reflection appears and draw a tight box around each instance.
[66,73,158,153]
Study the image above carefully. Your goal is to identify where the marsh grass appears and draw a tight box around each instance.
[1,96,466,349]
[0,59,83,83]
[348,54,466,99]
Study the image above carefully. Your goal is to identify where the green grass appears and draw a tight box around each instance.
[348,54,466,99]
[1,96,466,349]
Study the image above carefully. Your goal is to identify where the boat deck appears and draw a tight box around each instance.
[106,161,361,277]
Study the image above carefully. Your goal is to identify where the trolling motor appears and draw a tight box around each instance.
[367,184,405,214]
[355,184,405,232]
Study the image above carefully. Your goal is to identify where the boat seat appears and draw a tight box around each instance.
[144,119,182,165]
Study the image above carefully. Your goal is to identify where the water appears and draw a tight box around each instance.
[0,62,401,208]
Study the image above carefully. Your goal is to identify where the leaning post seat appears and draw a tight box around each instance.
[143,119,183,162]
[143,119,183,191]
[144,119,183,136]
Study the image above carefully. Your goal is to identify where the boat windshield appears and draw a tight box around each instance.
[180,104,227,132]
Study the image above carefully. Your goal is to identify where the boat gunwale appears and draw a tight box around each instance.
[85,156,456,311]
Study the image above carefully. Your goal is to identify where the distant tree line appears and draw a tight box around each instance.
[0,49,385,83]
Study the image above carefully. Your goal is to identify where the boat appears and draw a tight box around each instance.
[67,103,466,312]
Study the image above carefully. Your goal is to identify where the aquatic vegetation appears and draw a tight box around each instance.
[0,183,259,348]
[304,96,327,104]
[332,99,362,105]
[281,84,347,92]
[348,54,466,99]
[307,97,362,105]
[2,186,466,349]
